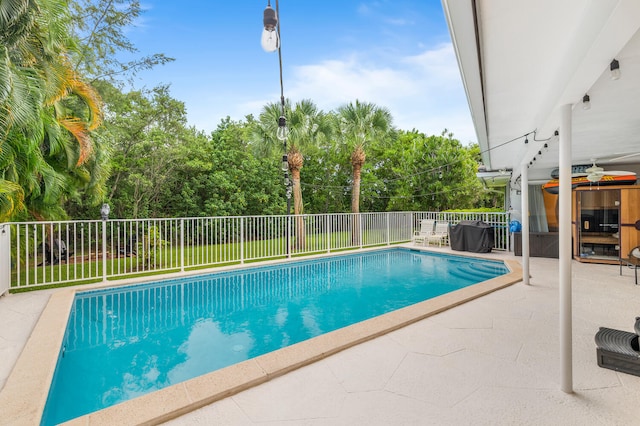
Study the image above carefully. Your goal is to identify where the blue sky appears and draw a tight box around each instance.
[123,0,476,144]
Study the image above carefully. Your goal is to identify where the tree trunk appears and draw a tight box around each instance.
[350,145,366,214]
[350,145,366,245]
[351,164,361,214]
[291,168,303,215]
[290,167,305,250]
[289,147,305,250]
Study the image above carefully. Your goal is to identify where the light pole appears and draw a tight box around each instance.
[262,0,292,256]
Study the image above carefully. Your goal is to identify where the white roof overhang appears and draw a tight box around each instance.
[443,0,640,185]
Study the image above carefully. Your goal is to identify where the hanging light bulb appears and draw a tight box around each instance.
[276,115,288,141]
[610,59,621,80]
[276,125,288,141]
[281,154,289,171]
[582,94,591,110]
[261,3,279,52]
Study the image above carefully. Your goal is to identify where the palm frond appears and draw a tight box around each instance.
[0,178,25,221]
[58,117,93,165]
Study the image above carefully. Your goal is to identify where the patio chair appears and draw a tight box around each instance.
[426,221,450,247]
[595,317,640,377]
[413,219,435,246]
[619,246,640,285]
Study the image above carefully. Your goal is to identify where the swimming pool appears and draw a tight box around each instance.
[41,248,511,425]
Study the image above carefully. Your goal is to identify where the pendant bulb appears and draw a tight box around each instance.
[610,59,621,80]
[261,4,279,52]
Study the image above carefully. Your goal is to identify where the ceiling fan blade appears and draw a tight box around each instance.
[605,152,640,163]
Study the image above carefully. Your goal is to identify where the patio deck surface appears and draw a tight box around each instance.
[2,247,640,425]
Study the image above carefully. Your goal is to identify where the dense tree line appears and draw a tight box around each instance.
[1,0,501,222]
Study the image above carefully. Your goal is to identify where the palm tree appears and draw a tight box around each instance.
[287,100,333,214]
[337,100,392,214]
[253,99,333,248]
[337,100,392,244]
[0,0,105,221]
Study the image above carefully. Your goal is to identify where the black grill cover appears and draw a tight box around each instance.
[450,220,494,253]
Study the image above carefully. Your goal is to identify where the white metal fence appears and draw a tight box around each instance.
[0,211,509,293]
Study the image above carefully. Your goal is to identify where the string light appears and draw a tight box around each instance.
[610,59,620,80]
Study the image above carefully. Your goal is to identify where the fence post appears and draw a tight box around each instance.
[326,214,331,254]
[508,212,511,252]
[102,220,108,282]
[386,212,391,246]
[359,213,363,249]
[180,219,185,272]
[287,215,292,259]
[0,224,10,295]
[240,217,245,264]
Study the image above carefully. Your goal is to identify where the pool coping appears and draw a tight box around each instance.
[0,247,522,425]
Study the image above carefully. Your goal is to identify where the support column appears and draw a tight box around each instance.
[521,164,530,285]
[559,103,573,393]
[0,224,10,296]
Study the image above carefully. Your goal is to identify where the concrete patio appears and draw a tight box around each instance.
[2,249,640,425]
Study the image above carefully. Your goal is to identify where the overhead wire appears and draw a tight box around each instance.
[297,129,552,200]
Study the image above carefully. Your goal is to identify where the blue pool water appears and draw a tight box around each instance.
[42,249,508,425]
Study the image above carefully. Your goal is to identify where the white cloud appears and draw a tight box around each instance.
[284,43,476,144]
[187,43,476,145]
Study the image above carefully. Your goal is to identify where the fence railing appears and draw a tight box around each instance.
[0,211,509,293]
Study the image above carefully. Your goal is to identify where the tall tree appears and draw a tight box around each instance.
[372,130,487,211]
[337,100,392,214]
[68,0,173,85]
[0,0,106,220]
[253,100,333,248]
[253,99,332,215]
[157,117,284,218]
[91,83,187,219]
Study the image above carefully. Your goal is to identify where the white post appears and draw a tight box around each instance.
[386,213,391,246]
[180,219,185,272]
[559,103,573,393]
[0,224,10,296]
[326,214,331,253]
[102,220,108,282]
[240,217,245,264]
[521,164,530,285]
[287,216,292,259]
[359,214,363,249]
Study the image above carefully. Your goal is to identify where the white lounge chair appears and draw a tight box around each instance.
[413,219,435,246]
[427,221,450,247]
